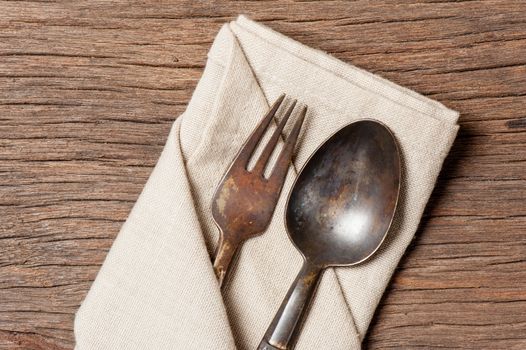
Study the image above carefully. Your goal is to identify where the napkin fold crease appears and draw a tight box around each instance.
[75,15,459,350]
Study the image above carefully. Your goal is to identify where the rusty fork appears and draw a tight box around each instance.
[211,94,307,288]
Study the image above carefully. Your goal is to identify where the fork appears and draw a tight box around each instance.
[211,94,307,288]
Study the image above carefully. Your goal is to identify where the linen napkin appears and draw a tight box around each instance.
[74,15,459,350]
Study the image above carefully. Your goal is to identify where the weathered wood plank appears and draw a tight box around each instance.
[1,1,525,349]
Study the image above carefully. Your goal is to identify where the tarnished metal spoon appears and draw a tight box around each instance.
[258,120,401,350]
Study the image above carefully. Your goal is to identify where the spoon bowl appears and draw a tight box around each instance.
[286,119,400,267]
[258,120,400,350]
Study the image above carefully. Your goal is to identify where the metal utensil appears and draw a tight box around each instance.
[212,94,307,288]
[258,120,401,350]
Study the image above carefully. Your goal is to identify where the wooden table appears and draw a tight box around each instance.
[1,1,525,349]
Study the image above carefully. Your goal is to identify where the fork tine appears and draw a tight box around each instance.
[252,100,297,175]
[233,94,286,168]
[268,106,307,182]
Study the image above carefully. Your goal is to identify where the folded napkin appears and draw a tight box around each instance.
[75,15,459,350]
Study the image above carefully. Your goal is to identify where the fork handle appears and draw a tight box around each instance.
[213,236,238,288]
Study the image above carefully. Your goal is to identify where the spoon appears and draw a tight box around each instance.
[258,120,401,350]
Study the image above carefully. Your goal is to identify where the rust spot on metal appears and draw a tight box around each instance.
[274,341,287,349]
[216,177,238,216]
[302,270,318,285]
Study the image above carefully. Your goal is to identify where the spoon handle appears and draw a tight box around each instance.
[258,261,322,350]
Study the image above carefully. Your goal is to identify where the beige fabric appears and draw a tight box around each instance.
[75,15,459,350]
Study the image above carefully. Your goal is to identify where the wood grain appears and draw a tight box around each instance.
[1,1,525,349]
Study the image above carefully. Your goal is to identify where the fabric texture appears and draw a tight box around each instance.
[75,15,459,350]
